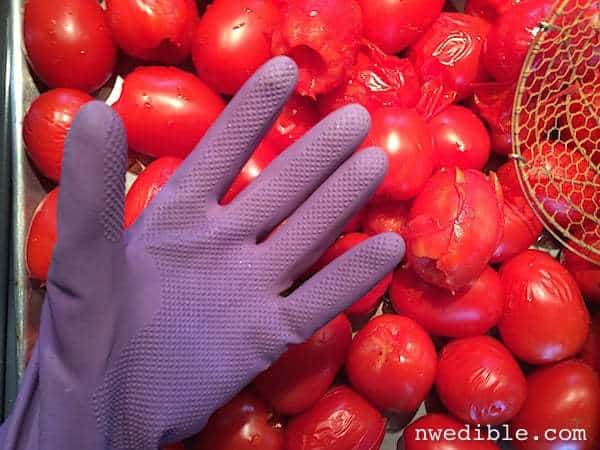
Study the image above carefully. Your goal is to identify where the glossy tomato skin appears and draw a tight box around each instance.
[510,361,600,450]
[464,0,518,22]
[563,248,600,303]
[113,66,225,159]
[265,94,319,155]
[390,265,504,338]
[106,0,199,64]
[361,201,411,238]
[26,188,59,282]
[429,105,491,170]
[284,386,386,450]
[346,315,437,413]
[124,157,182,228]
[403,413,500,450]
[254,315,351,415]
[192,0,279,95]
[407,168,503,291]
[499,250,590,365]
[23,88,93,182]
[581,314,600,374]
[361,108,434,202]
[436,336,527,425]
[357,0,444,54]
[192,390,284,450]
[24,0,116,92]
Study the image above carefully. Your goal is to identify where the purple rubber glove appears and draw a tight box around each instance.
[0,57,404,449]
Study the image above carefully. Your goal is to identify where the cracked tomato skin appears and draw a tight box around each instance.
[26,188,59,282]
[581,314,600,374]
[124,157,182,228]
[265,94,319,155]
[23,88,93,182]
[192,0,279,95]
[284,386,386,450]
[318,40,421,116]
[390,265,504,338]
[436,336,527,425]
[113,66,225,159]
[254,315,352,415]
[106,0,198,64]
[346,315,437,413]
[361,201,411,238]
[407,167,503,291]
[271,0,363,98]
[499,250,590,365]
[361,108,434,202]
[563,248,600,303]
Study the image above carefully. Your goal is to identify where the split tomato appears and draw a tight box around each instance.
[265,94,319,155]
[361,201,411,238]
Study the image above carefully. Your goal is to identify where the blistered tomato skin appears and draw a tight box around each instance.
[390,266,504,338]
[581,314,600,373]
[271,0,363,98]
[284,386,386,450]
[23,88,93,182]
[510,361,600,450]
[361,201,411,238]
[254,315,351,415]
[113,66,225,159]
[192,0,279,95]
[361,108,434,202]
[265,94,319,155]
[26,188,59,282]
[124,157,183,228]
[407,168,503,291]
[436,336,527,425]
[499,250,590,365]
[357,0,444,54]
[563,249,600,303]
[106,0,199,64]
[346,315,437,413]
[24,0,117,92]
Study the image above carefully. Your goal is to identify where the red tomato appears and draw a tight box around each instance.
[499,250,590,365]
[581,314,600,374]
[24,0,117,92]
[563,248,600,303]
[429,105,491,170]
[271,0,363,98]
[162,444,185,450]
[220,140,279,205]
[124,157,182,228]
[357,0,444,54]
[192,0,279,95]
[284,386,386,450]
[510,361,600,450]
[346,315,437,413]
[390,265,504,338]
[343,208,366,234]
[407,168,503,291]
[361,201,411,238]
[23,89,93,182]
[265,94,319,155]
[113,66,225,159]
[464,0,518,22]
[319,41,420,116]
[254,315,352,415]
[311,233,392,317]
[436,336,527,425]
[483,0,554,83]
[106,0,199,64]
[361,108,434,202]
[26,188,59,282]
[403,413,500,450]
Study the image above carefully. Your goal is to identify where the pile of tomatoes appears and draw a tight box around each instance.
[22,0,599,449]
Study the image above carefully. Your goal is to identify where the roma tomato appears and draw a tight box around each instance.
[113,66,225,159]
[284,386,385,450]
[510,361,600,450]
[390,265,504,338]
[346,315,437,413]
[581,314,600,374]
[265,94,319,154]
[499,250,590,365]
[407,168,503,291]
[124,157,182,228]
[361,201,411,238]
[192,0,279,95]
[429,105,491,170]
[357,0,444,54]
[24,0,116,92]
[26,188,59,282]
[192,390,284,450]
[361,108,434,202]
[563,248,600,303]
[271,0,363,98]
[106,0,199,64]
[465,0,518,22]
[436,336,527,425]
[254,315,351,415]
[23,88,92,182]
[311,233,392,317]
